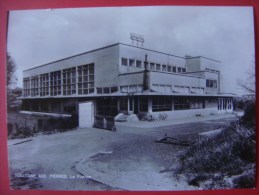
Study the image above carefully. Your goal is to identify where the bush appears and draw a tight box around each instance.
[175,102,256,189]
[38,115,78,132]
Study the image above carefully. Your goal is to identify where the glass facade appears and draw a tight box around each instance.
[23,63,95,97]
[40,73,49,96]
[50,71,61,96]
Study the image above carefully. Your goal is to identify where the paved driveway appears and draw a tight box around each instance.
[8,116,236,190]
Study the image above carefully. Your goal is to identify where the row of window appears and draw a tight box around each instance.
[23,63,94,97]
[218,98,232,110]
[120,85,143,93]
[151,84,205,94]
[152,97,204,112]
[97,87,118,94]
[121,58,186,73]
[205,68,220,74]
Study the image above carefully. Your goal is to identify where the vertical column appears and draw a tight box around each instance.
[75,66,78,95]
[47,73,50,96]
[148,97,152,113]
[117,98,120,111]
[61,70,64,96]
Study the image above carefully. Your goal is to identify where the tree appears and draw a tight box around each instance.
[237,65,255,95]
[6,53,17,88]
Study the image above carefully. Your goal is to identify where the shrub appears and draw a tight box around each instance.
[175,103,256,189]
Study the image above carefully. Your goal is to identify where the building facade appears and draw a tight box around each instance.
[21,43,234,127]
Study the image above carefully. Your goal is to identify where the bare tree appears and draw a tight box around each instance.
[237,65,255,95]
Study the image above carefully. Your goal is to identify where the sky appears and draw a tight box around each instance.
[7,6,255,95]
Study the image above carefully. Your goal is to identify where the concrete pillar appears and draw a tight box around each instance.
[148,97,152,113]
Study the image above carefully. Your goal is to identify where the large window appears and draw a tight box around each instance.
[63,67,76,95]
[119,97,128,111]
[39,73,49,96]
[77,63,95,95]
[97,98,118,116]
[206,79,217,88]
[190,98,204,109]
[174,97,190,110]
[139,96,148,112]
[23,78,30,97]
[30,76,39,97]
[152,96,172,112]
[50,71,61,96]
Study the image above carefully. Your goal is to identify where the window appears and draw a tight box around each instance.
[31,76,39,96]
[97,88,102,94]
[77,63,94,95]
[174,97,190,110]
[162,65,167,71]
[139,96,148,112]
[120,85,143,93]
[191,98,204,109]
[63,67,76,95]
[172,67,176,73]
[156,64,161,71]
[174,85,190,93]
[97,86,118,94]
[136,60,142,68]
[129,59,135,67]
[191,87,204,94]
[152,84,172,93]
[121,58,128,66]
[167,65,172,72]
[39,73,49,96]
[182,68,186,72]
[178,67,182,73]
[96,98,118,116]
[150,63,155,70]
[103,87,110,94]
[152,96,172,112]
[206,79,217,88]
[120,86,128,93]
[111,87,118,93]
[50,71,61,96]
[23,78,30,97]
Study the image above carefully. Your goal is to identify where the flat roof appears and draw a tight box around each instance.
[24,43,220,72]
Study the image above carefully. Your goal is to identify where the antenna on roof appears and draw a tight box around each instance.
[130,33,144,47]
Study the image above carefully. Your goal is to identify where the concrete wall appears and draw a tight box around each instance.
[24,44,120,88]
[118,44,186,74]
[119,72,144,86]
[200,57,220,71]
[186,57,201,72]
[186,57,220,72]
[149,71,206,89]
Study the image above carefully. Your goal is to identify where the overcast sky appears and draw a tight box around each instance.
[7,6,255,95]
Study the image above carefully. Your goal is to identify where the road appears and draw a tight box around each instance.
[8,116,236,190]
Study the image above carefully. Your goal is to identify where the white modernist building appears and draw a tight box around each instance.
[21,43,234,128]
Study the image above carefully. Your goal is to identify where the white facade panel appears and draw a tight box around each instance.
[79,101,95,128]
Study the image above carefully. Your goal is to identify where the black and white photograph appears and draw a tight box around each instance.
[6,6,255,190]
